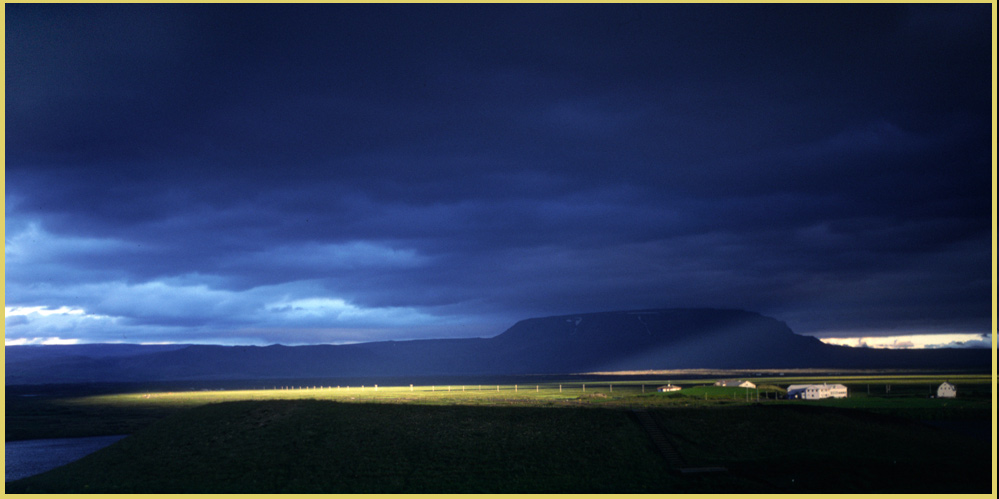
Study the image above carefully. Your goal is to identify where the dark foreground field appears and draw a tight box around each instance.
[6,394,991,494]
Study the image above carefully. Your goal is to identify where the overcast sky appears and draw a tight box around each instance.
[4,4,993,347]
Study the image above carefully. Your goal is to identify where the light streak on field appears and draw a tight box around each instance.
[61,373,992,411]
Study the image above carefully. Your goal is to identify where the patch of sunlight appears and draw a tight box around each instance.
[5,305,86,317]
[819,333,991,349]
[5,336,82,346]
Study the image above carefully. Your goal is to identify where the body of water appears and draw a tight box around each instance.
[5,434,127,482]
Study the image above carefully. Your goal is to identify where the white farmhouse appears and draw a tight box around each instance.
[786,383,848,400]
[936,381,956,398]
[713,379,756,389]
[657,384,682,392]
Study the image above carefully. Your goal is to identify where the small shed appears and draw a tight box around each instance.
[937,381,956,398]
[714,379,756,389]
[657,384,681,392]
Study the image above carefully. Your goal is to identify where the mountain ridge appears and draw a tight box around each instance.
[4,308,989,384]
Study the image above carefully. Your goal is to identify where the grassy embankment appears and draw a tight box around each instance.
[5,373,992,493]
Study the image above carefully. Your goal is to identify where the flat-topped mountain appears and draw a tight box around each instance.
[483,308,826,372]
[5,308,989,384]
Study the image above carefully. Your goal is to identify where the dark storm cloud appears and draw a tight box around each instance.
[5,4,992,345]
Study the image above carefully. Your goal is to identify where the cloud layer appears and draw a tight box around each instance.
[5,4,993,345]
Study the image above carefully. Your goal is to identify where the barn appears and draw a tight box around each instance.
[786,383,848,400]
[937,381,956,398]
[713,379,756,388]
[657,384,681,392]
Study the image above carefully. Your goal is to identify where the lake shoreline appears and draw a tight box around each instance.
[5,434,128,482]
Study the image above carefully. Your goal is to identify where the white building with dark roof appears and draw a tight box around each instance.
[786,383,847,400]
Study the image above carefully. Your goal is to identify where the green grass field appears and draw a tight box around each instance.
[5,372,993,493]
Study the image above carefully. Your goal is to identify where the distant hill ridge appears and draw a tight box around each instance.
[4,308,989,384]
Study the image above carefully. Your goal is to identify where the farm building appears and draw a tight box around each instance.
[936,382,956,398]
[713,379,756,388]
[657,384,681,392]
[786,383,848,400]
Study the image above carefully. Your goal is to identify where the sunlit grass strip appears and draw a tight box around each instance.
[58,372,991,411]
[68,383,643,409]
